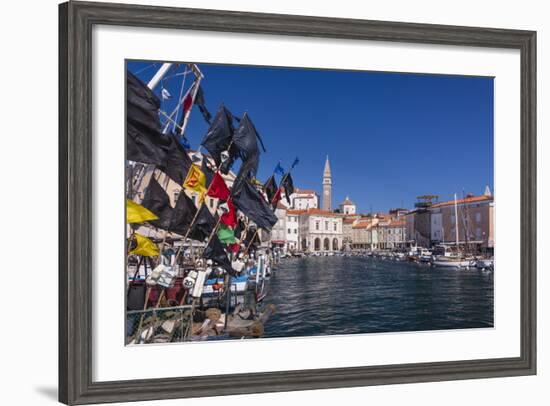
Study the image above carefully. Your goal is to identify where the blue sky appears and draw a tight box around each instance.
[128,61,494,214]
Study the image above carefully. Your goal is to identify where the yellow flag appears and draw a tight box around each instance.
[126,199,159,224]
[129,233,159,257]
[183,164,207,195]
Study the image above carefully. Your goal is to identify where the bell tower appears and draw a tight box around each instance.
[322,155,332,211]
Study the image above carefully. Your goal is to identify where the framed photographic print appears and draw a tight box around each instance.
[59,1,536,404]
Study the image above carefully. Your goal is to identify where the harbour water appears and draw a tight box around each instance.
[263,256,494,339]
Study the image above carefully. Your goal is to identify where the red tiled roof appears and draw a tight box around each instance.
[302,208,341,218]
[352,220,371,229]
[388,220,406,227]
[294,188,317,195]
[287,209,306,215]
[431,195,493,209]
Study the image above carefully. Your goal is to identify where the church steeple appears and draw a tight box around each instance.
[323,155,331,178]
[322,155,332,211]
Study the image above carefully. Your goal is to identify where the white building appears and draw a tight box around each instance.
[270,202,288,250]
[298,208,343,252]
[286,209,301,252]
[290,188,319,210]
[339,196,356,215]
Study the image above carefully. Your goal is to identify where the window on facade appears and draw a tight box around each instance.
[334,223,337,231]
[294,229,297,234]
[174,190,179,202]
[288,228,291,234]
[209,199,214,208]
[451,214,456,224]
[476,228,482,240]
[325,221,329,231]
[315,221,319,231]
[476,212,482,222]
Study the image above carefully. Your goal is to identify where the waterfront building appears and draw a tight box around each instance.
[351,218,374,250]
[298,208,343,252]
[270,202,288,251]
[404,209,432,248]
[286,209,301,252]
[322,155,332,211]
[342,216,359,250]
[374,218,392,250]
[404,190,494,252]
[339,196,356,215]
[429,193,494,251]
[385,219,407,249]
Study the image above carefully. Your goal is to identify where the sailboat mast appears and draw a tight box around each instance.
[179,64,204,136]
[147,62,172,90]
[454,193,459,248]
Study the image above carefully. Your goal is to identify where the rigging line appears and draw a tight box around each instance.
[158,65,188,130]
[134,62,158,75]
[160,69,193,84]
[173,65,188,133]
[160,86,194,133]
[159,110,184,132]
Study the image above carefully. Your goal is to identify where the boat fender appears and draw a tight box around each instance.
[183,270,198,289]
[146,264,166,286]
[191,270,207,298]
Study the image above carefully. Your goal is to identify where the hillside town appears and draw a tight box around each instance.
[268,156,494,256]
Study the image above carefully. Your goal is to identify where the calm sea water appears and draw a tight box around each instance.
[262,256,494,338]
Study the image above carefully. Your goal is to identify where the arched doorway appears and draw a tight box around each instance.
[323,238,330,251]
[314,238,321,251]
[301,238,307,251]
[333,238,339,251]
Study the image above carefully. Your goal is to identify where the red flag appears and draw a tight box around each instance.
[182,92,193,114]
[228,243,240,254]
[271,187,282,208]
[207,172,230,201]
[221,198,237,228]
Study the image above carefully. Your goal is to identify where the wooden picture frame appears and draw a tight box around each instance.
[59,1,536,404]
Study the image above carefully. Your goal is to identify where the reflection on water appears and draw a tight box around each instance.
[263,256,494,338]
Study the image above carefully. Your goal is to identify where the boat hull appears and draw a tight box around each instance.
[432,260,472,269]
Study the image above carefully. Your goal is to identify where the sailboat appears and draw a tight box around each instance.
[431,193,474,269]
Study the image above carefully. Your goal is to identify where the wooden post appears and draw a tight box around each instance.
[132,287,151,344]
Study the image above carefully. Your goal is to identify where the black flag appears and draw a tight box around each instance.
[203,235,235,276]
[233,181,278,231]
[194,86,212,124]
[126,71,170,165]
[232,152,260,194]
[201,158,215,187]
[200,105,235,167]
[169,190,197,235]
[189,204,216,242]
[263,175,278,204]
[281,173,295,204]
[140,177,173,230]
[243,226,261,252]
[234,218,245,240]
[161,133,193,185]
[233,113,265,162]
